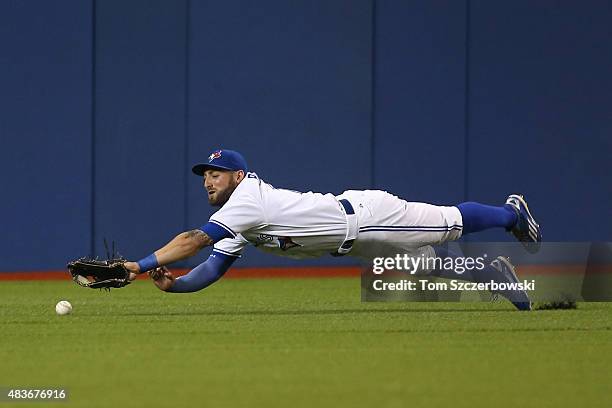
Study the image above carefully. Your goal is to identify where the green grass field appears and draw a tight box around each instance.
[1,278,611,408]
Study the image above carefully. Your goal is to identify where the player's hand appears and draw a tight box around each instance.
[148,266,175,291]
[124,261,141,274]
[124,262,140,281]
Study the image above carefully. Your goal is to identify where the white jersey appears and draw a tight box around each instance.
[210,173,348,259]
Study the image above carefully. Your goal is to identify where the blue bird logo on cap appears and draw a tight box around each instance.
[208,150,222,162]
[192,149,248,176]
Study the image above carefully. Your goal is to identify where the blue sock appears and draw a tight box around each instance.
[457,202,517,235]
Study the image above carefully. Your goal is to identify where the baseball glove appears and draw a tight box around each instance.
[67,257,131,290]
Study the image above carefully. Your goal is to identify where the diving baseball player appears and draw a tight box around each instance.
[125,149,542,310]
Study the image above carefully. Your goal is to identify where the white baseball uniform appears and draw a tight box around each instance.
[205,173,463,263]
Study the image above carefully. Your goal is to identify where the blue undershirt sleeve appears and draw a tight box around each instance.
[167,251,238,293]
[199,221,235,243]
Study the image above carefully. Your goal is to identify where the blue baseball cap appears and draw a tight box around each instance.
[192,149,248,176]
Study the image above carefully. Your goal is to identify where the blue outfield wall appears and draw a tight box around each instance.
[186,0,372,267]
[94,0,188,264]
[0,0,93,270]
[374,0,467,204]
[467,0,612,242]
[0,0,610,271]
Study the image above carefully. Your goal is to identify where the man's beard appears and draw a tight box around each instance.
[209,180,238,207]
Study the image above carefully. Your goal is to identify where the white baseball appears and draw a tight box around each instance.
[55,300,73,316]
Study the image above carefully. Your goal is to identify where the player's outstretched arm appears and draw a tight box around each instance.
[151,229,213,265]
[124,229,213,274]
[149,252,237,293]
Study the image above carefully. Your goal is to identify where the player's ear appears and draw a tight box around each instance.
[235,170,245,183]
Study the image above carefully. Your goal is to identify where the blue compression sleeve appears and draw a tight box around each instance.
[167,251,238,293]
[456,202,517,235]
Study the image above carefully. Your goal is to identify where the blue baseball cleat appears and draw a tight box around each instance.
[505,194,542,254]
[489,256,532,311]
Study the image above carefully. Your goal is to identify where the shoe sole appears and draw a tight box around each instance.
[508,194,541,251]
[495,256,519,283]
[508,194,539,230]
[493,256,532,311]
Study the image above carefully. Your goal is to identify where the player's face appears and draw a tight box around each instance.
[203,169,242,207]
